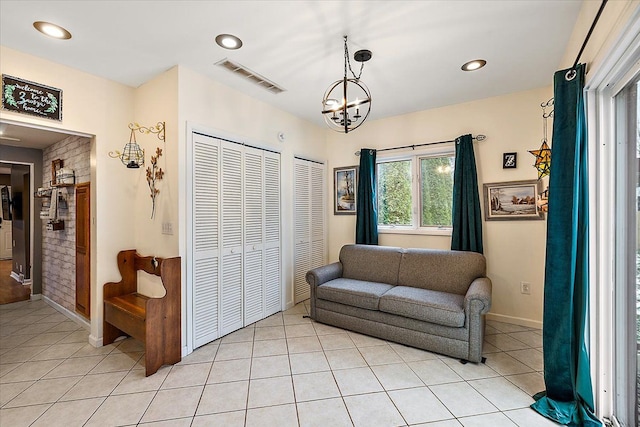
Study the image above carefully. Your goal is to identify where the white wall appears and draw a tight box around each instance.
[0,46,136,342]
[326,86,554,327]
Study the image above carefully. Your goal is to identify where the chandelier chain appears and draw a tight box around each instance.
[343,36,364,80]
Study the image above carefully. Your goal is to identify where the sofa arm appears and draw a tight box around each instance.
[464,277,492,315]
[306,262,343,287]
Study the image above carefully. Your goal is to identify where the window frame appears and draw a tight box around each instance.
[584,9,640,424]
[376,145,455,236]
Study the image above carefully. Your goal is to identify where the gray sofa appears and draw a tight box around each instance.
[306,244,491,362]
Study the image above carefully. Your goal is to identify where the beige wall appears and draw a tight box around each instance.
[326,86,554,327]
[0,46,136,342]
[177,66,328,311]
[560,1,639,74]
[130,67,180,298]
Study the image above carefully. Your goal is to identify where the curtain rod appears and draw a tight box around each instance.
[354,134,486,156]
[572,0,608,69]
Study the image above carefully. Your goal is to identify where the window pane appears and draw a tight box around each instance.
[420,156,454,227]
[377,160,412,226]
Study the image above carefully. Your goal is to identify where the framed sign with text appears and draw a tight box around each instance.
[2,75,62,121]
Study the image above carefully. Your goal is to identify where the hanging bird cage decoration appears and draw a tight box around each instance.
[109,122,165,168]
[528,99,553,179]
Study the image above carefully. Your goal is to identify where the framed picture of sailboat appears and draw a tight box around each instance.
[334,166,358,215]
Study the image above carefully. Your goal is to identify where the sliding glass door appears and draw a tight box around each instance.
[613,74,639,427]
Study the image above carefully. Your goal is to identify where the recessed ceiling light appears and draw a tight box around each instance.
[215,34,243,50]
[33,21,72,40]
[461,59,487,71]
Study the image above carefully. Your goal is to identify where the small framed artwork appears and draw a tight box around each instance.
[51,159,63,186]
[483,180,544,221]
[334,166,358,215]
[502,152,517,169]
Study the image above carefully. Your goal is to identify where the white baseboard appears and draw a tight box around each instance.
[43,296,90,331]
[89,334,102,348]
[486,312,542,329]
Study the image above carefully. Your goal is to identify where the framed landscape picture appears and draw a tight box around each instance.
[334,166,358,215]
[483,180,544,221]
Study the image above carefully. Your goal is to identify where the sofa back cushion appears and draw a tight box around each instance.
[398,249,486,295]
[339,244,403,286]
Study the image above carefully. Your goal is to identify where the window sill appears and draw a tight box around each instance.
[378,227,452,237]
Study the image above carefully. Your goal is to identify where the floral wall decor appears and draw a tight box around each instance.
[146,147,164,219]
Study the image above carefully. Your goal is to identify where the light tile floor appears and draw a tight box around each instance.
[0,299,557,426]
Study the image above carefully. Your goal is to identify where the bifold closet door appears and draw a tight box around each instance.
[263,151,281,316]
[220,141,244,336]
[190,131,282,350]
[192,134,220,348]
[293,158,325,304]
[243,147,264,325]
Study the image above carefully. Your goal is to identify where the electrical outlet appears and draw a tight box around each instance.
[520,281,531,295]
[162,222,173,235]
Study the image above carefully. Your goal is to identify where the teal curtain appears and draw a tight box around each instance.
[531,64,602,426]
[356,148,378,245]
[451,134,483,254]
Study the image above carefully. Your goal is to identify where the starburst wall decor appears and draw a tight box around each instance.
[528,99,553,179]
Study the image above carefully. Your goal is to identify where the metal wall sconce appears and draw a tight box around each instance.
[109,122,165,168]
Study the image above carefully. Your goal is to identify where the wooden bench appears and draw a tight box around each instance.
[103,250,181,376]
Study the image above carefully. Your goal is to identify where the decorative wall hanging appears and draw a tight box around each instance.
[109,122,165,168]
[321,36,372,133]
[528,99,553,179]
[483,180,545,221]
[146,147,164,219]
[2,74,62,121]
[502,152,517,169]
[334,166,358,215]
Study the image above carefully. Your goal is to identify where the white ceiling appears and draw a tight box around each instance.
[0,1,582,138]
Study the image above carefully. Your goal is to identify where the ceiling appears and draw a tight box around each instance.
[0,122,76,149]
[0,1,582,138]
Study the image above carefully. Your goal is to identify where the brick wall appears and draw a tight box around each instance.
[42,135,90,313]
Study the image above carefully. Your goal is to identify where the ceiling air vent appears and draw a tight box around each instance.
[215,58,285,94]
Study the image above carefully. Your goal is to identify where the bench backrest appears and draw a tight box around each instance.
[103,250,180,302]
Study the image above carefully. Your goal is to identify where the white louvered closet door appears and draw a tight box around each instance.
[243,147,264,325]
[293,158,325,304]
[294,159,311,303]
[263,151,281,316]
[220,141,244,335]
[190,131,283,351]
[310,162,325,271]
[192,134,220,348]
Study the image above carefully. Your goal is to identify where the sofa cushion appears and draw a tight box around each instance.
[340,244,403,286]
[379,286,465,327]
[398,249,486,295]
[316,278,395,311]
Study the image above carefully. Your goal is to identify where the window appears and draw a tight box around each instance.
[377,150,455,233]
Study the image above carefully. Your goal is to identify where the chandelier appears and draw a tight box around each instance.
[321,35,372,133]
